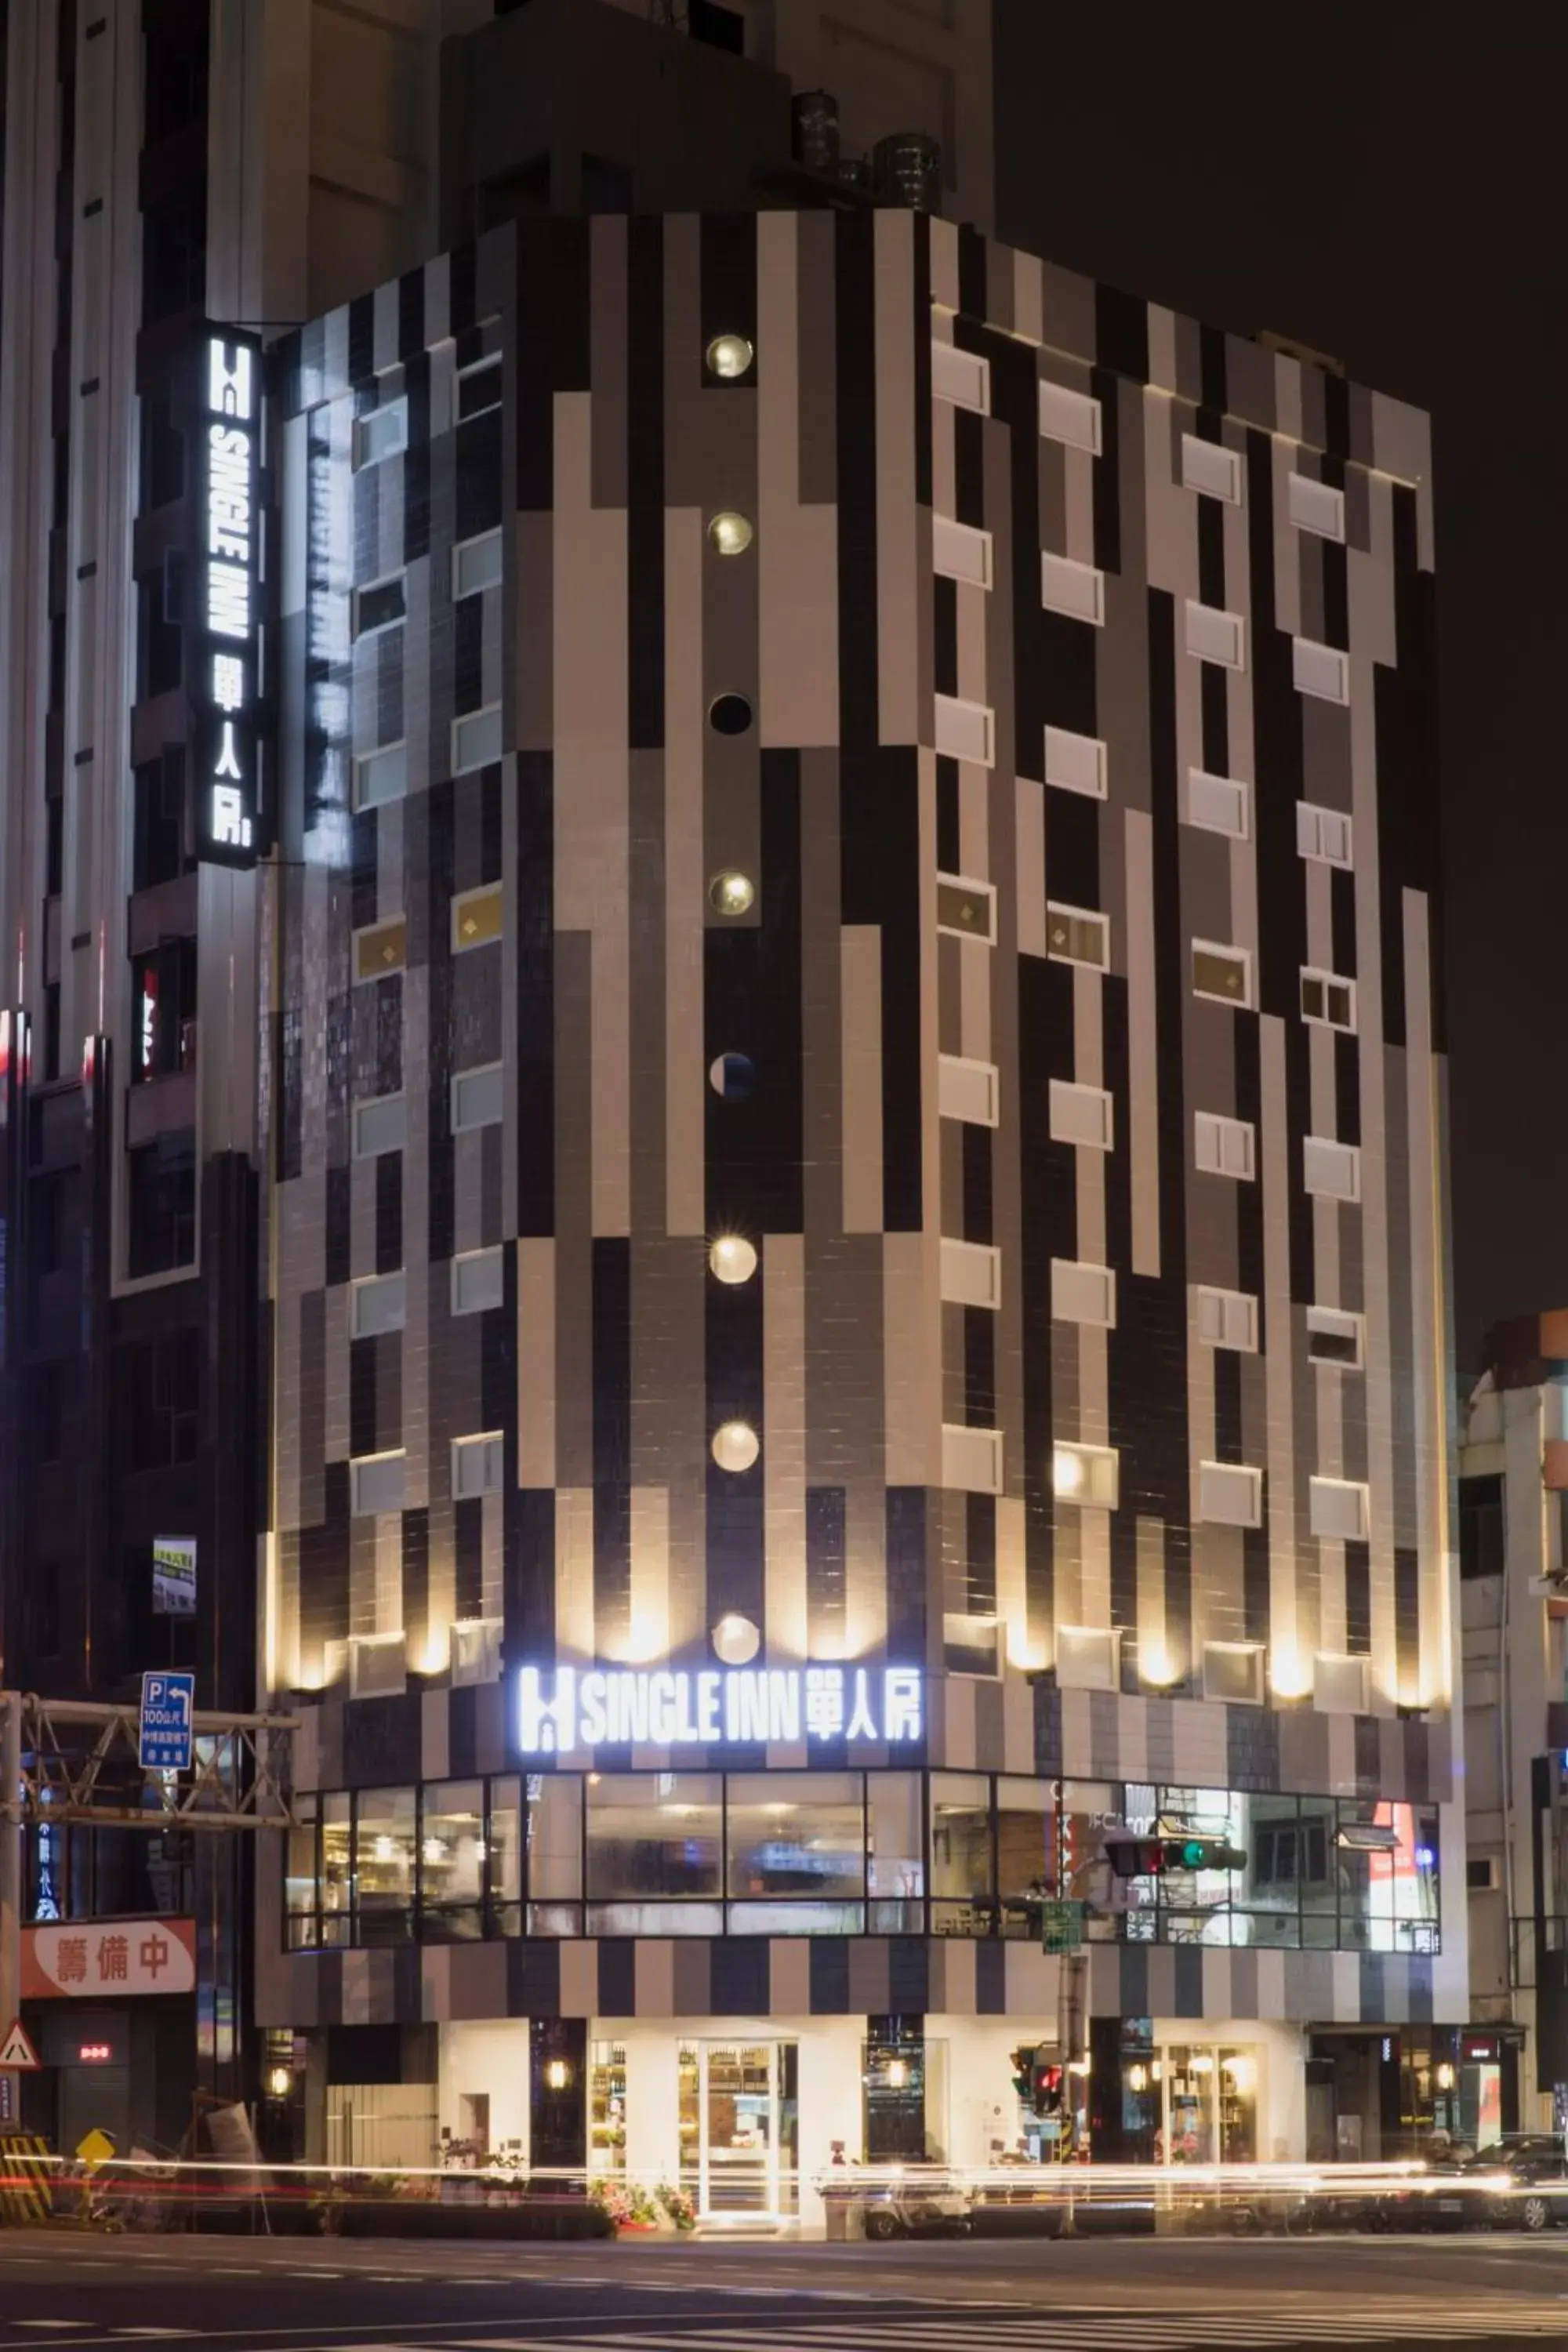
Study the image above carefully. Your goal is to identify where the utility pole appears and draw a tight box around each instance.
[1,1689,21,2076]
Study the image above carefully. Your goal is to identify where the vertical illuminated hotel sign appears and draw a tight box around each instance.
[194,328,267,867]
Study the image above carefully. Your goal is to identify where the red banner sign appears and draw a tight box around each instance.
[21,1918,197,1999]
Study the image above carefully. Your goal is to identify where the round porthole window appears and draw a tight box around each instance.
[708,511,753,557]
[709,871,755,917]
[712,1610,761,1664]
[709,693,753,737]
[711,1421,760,1474]
[706,334,755,381]
[709,1052,755,1101]
[709,1235,758,1286]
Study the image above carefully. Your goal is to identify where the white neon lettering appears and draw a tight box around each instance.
[697,1670,722,1741]
[579,1671,608,1748]
[207,564,251,640]
[516,1662,924,1756]
[209,786,252,849]
[209,337,253,421]
[648,1670,679,1747]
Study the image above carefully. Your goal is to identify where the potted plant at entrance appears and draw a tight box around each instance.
[655,2180,696,2234]
[589,2177,661,2234]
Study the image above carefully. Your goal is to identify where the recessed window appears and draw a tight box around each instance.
[1294,637,1349,704]
[350,1450,405,1517]
[452,1432,504,1501]
[1195,1110,1255,1180]
[452,1063,503,1132]
[452,884,503,953]
[1197,1461,1262,1529]
[1196,1286,1258,1352]
[1192,942,1252,1007]
[1041,552,1105,626]
[1301,968,1356,1032]
[1181,434,1243,505]
[1288,471,1345,542]
[1183,768,1250,840]
[709,872,755,917]
[1049,1080,1113,1149]
[937,874,996,944]
[1185,599,1246,670]
[354,916,407,982]
[350,1271,407,1339]
[1203,1640,1265,1703]
[931,339,989,414]
[451,1247,505,1316]
[1051,1258,1116,1328]
[456,353,502,422]
[712,1420,760,1473]
[1307,1305,1363,1367]
[354,742,407,811]
[1303,1136,1360,1202]
[709,693,753,736]
[933,514,993,589]
[1044,724,1107,800]
[941,1421,1002,1495]
[354,575,406,640]
[453,529,503,599]
[452,705,503,774]
[1297,801,1352,867]
[1046,902,1109,971]
[708,511,753,556]
[706,332,754,380]
[1056,1624,1120,1690]
[1309,1475,1369,1541]
[709,1236,758,1285]
[940,1237,1002,1309]
[353,1094,405,1160]
[938,1054,999,1127]
[709,1051,754,1101]
[354,397,408,470]
[933,693,995,766]
[1053,1443,1119,1509]
[1316,1653,1369,1715]
[1039,379,1102,456]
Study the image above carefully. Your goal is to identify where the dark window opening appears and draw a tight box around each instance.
[47,616,67,714]
[31,1174,70,1278]
[456,356,503,424]
[690,0,746,55]
[354,577,406,638]
[127,1129,196,1277]
[1458,1473,1504,1581]
[34,1362,66,1462]
[136,571,183,699]
[476,154,550,234]
[123,1326,199,1471]
[582,154,633,215]
[45,793,64,896]
[24,1564,61,1662]
[42,982,60,1083]
[143,18,210,147]
[141,185,207,327]
[52,435,71,531]
[140,390,186,511]
[133,750,190,891]
[131,937,198,1082]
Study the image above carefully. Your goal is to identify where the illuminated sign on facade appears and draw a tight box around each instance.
[195,331,266,867]
[516,1662,924,1757]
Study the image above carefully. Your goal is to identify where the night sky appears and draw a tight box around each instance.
[995,5,1557,1373]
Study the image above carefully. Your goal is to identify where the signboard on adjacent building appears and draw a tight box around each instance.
[194,328,267,868]
[21,1919,198,1999]
[1039,1899,1085,1955]
[138,1671,195,1771]
[152,1535,197,1617]
[515,1661,924,1758]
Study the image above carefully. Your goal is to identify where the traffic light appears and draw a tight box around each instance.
[1103,1833,1247,1876]
[1010,2045,1064,2116]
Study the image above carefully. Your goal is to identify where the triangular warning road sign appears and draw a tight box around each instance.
[0,2020,41,2070]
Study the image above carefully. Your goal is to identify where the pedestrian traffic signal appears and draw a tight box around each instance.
[1009,2045,1065,2116]
[1103,1833,1247,1876]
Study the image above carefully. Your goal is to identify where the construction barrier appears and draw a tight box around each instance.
[0,2133,53,2226]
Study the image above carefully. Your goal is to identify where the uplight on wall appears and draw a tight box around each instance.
[1269,1649,1315,1702]
[545,2059,572,2092]
[1139,1642,1181,1689]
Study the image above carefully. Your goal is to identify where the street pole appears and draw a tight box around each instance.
[1,1686,20,2039]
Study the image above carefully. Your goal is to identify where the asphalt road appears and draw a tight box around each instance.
[2,2230,1568,2349]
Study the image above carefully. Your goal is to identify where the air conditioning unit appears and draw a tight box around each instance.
[452,1618,503,1689]
[348,1632,406,1699]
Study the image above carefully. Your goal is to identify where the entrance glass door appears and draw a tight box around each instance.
[678,2041,798,2220]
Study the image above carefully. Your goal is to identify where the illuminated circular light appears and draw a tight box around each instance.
[711,1420,760,1473]
[709,692,754,736]
[267,2066,293,2100]
[1051,1446,1085,1498]
[709,1236,758,1287]
[712,1610,761,1665]
[708,510,753,557]
[706,333,755,380]
[709,871,755,916]
[709,1051,755,1101]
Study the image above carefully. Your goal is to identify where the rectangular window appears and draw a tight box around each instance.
[1039,378,1102,455]
[1203,1641,1265,1703]
[1041,551,1105,626]
[938,1054,999,1127]
[931,338,989,413]
[932,514,993,588]
[1181,433,1243,505]
[943,1612,1000,1679]
[1297,800,1353,866]
[1294,636,1349,704]
[353,575,406,639]
[1045,902,1109,971]
[1044,724,1107,800]
[1192,941,1252,1007]
[933,692,995,766]
[353,916,407,982]
[350,1271,406,1339]
[1301,968,1356,1032]
[1049,1079,1113,1149]
[127,1131,196,1277]
[1198,1460,1263,1527]
[355,1787,415,1940]
[452,705,503,773]
[451,1247,506,1316]
[1316,1653,1370,1715]
[930,1772,994,1928]
[1185,598,1247,669]
[354,741,407,811]
[1309,1475,1370,1541]
[936,873,996,943]
[452,1432,504,1500]
[940,1237,1002,1309]
[1194,1110,1255,1180]
[453,528,503,599]
[1051,1258,1116,1328]
[1288,471,1346,541]
[587,1773,722,1910]
[452,883,503,953]
[726,1772,865,1918]
[1056,1624,1120,1690]
[456,354,503,423]
[941,1422,1003,1495]
[1304,1136,1360,1201]
[420,1779,487,1933]
[348,1632,406,1700]
[1306,1305,1363,1367]
[353,1094,405,1159]
[1458,1472,1504,1581]
[350,1450,405,1516]
[1183,768,1250,840]
[452,1063,503,1133]
[1053,1443,1120,1510]
[354,397,408,470]
[1196,1287,1258,1352]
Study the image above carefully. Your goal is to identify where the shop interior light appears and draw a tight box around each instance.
[886,2059,909,2089]
[266,2066,293,2100]
[545,2059,572,2092]
[1436,2062,1456,2090]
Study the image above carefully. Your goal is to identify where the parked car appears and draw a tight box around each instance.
[859,2165,971,2240]
[1453,2136,1568,2234]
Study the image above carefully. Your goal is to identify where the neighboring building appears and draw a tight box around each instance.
[1457,1314,1568,2140]
[256,141,1462,2195]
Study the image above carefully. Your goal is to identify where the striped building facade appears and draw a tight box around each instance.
[257,206,1463,2190]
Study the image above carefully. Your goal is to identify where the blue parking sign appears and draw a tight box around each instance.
[139,1671,195,1772]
